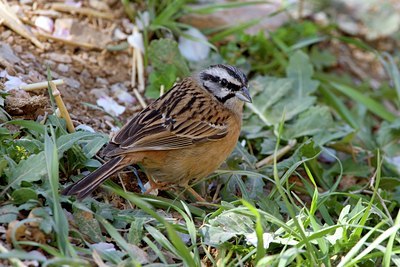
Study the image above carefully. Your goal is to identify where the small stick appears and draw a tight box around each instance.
[212,183,222,203]
[160,84,165,97]
[256,139,297,168]
[117,173,134,209]
[50,3,114,19]
[36,31,101,49]
[133,88,147,109]
[0,243,24,267]
[0,0,44,49]
[131,47,136,88]
[21,79,64,91]
[136,47,145,92]
[50,81,75,133]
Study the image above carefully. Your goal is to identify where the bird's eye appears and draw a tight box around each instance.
[220,78,228,86]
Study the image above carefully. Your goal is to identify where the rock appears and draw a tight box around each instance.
[5,90,48,116]
[57,63,69,73]
[53,18,113,48]
[0,42,20,64]
[44,52,72,63]
[63,77,80,89]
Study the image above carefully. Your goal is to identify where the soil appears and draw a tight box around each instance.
[0,0,142,133]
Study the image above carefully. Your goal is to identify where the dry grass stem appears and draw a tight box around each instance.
[36,31,101,49]
[131,47,137,88]
[50,3,114,20]
[21,79,64,91]
[256,139,297,168]
[136,48,145,92]
[0,0,44,49]
[0,243,25,267]
[160,84,165,97]
[133,88,147,109]
[50,81,75,133]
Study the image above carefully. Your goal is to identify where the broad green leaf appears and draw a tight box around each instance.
[201,210,254,246]
[73,209,105,243]
[247,77,293,125]
[0,204,18,223]
[146,38,189,98]
[4,120,46,135]
[283,106,333,140]
[14,138,43,154]
[244,176,265,200]
[128,218,146,245]
[6,151,46,187]
[81,135,109,158]
[56,131,106,155]
[286,50,319,96]
[310,47,337,70]
[11,187,38,204]
[248,67,318,126]
[377,119,400,156]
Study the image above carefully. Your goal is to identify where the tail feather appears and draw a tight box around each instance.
[62,156,125,199]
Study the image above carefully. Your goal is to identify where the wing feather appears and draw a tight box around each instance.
[103,79,229,157]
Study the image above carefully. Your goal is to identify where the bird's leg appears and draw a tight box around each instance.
[184,186,207,202]
[144,175,170,194]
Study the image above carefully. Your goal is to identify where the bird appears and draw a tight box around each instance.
[62,64,251,200]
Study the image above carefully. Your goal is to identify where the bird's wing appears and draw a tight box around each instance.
[103,80,228,156]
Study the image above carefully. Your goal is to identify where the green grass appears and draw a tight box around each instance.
[1,1,400,266]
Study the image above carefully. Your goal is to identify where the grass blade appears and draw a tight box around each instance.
[330,82,396,122]
[44,127,75,257]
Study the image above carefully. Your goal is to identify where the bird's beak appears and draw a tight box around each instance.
[235,86,252,103]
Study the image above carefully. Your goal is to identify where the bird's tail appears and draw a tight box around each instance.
[62,156,126,199]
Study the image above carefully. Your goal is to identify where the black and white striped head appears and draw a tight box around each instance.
[198,64,251,105]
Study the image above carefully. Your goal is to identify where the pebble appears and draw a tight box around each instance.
[0,43,20,64]
[96,77,109,85]
[44,52,72,63]
[63,77,80,89]
[57,63,69,73]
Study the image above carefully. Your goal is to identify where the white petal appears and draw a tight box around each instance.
[135,11,150,30]
[91,242,116,252]
[245,232,274,249]
[0,70,7,78]
[178,28,210,61]
[75,124,96,133]
[4,75,27,91]
[96,95,125,116]
[113,28,128,40]
[127,30,144,53]
[35,16,54,33]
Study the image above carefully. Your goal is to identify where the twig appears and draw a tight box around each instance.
[133,88,147,109]
[20,79,64,91]
[212,183,222,203]
[50,81,75,133]
[256,139,297,168]
[129,26,145,92]
[118,173,134,209]
[0,0,44,49]
[50,3,114,20]
[36,31,101,50]
[92,250,108,267]
[131,47,136,88]
[136,47,145,92]
[160,84,165,96]
[0,243,25,267]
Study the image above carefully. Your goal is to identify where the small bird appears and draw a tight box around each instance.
[62,64,251,200]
